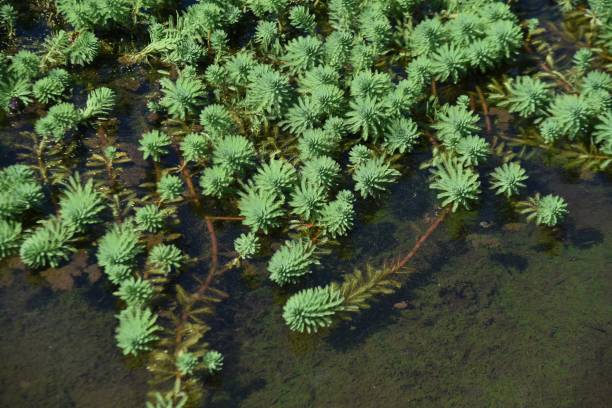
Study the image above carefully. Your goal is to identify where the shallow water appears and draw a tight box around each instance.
[2,155,610,407]
[208,166,612,407]
[1,1,611,407]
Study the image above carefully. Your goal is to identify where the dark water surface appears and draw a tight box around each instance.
[1,1,611,407]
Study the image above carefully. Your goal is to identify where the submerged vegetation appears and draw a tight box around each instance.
[0,0,609,405]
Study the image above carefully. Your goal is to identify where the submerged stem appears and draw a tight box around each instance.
[395,207,450,271]
[476,86,492,134]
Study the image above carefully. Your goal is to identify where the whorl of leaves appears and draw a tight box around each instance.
[238,185,284,233]
[19,217,75,269]
[159,74,205,120]
[253,158,297,196]
[282,286,345,333]
[148,243,184,274]
[115,307,160,356]
[268,239,320,286]
[518,193,568,227]
[430,156,481,212]
[489,162,528,198]
[352,156,400,198]
[58,174,106,232]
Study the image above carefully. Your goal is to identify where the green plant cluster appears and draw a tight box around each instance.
[0,1,16,42]
[57,0,170,31]
[556,0,611,54]
[0,0,587,406]
[488,1,612,172]
[0,165,44,260]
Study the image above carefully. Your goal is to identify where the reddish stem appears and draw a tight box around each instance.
[476,86,492,133]
[425,131,440,147]
[202,216,219,283]
[395,207,450,271]
[97,126,108,147]
[179,161,200,207]
[538,62,574,92]
[205,216,245,222]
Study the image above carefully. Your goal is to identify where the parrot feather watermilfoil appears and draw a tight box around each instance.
[3,0,603,405]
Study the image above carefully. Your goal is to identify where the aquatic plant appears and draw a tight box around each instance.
[299,128,341,160]
[0,165,44,220]
[69,32,100,66]
[547,94,593,140]
[0,220,22,260]
[573,48,593,73]
[32,70,70,104]
[146,390,188,408]
[180,133,209,163]
[57,0,127,30]
[350,70,393,99]
[139,130,172,162]
[302,156,341,191]
[409,17,446,57]
[176,351,200,376]
[157,174,184,201]
[1,1,583,404]
[431,44,469,84]
[489,162,529,198]
[352,156,400,199]
[238,185,284,233]
[81,87,115,120]
[199,105,235,137]
[281,96,321,135]
[199,166,234,199]
[0,77,32,112]
[202,350,223,374]
[105,264,133,286]
[290,5,316,33]
[268,239,320,286]
[225,51,256,87]
[289,179,327,221]
[348,144,373,167]
[455,136,490,166]
[345,96,389,141]
[135,205,168,233]
[35,102,81,141]
[115,307,160,356]
[0,3,16,40]
[283,36,323,74]
[234,232,260,259]
[429,156,481,212]
[282,286,345,333]
[433,103,480,147]
[114,277,154,308]
[501,76,551,118]
[58,175,106,232]
[19,217,75,269]
[253,159,297,196]
[318,190,355,238]
[518,193,568,227]
[159,74,205,120]
[581,71,612,95]
[384,117,421,154]
[148,243,184,274]
[97,221,143,282]
[594,112,612,154]
[245,67,293,120]
[212,135,256,174]
[10,50,40,80]
[490,20,523,58]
